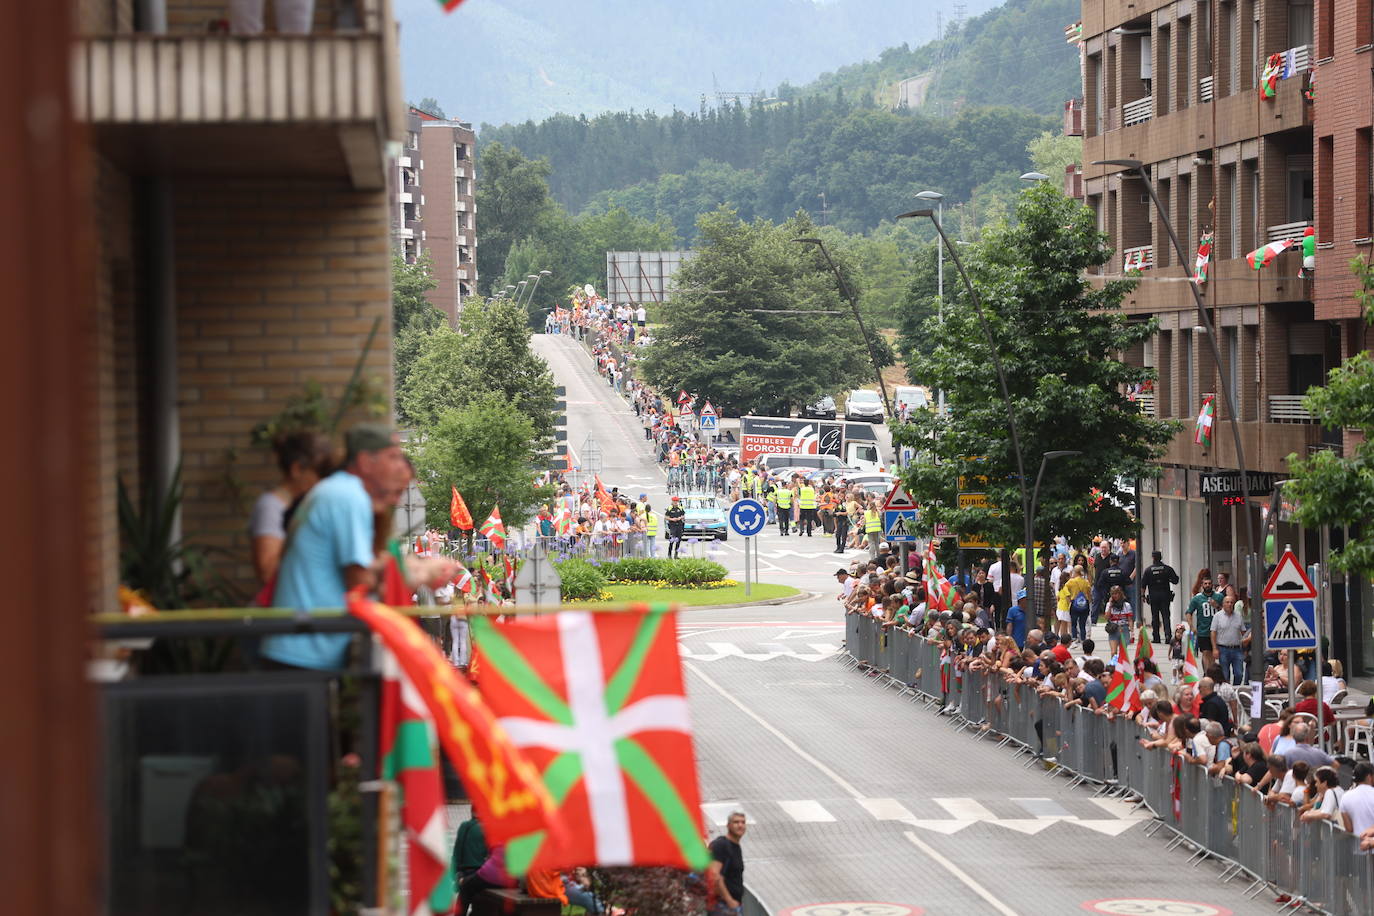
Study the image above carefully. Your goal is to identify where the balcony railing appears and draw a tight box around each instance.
[1199,76,1214,102]
[1063,98,1084,136]
[1270,394,1313,422]
[1133,393,1157,416]
[1123,95,1154,126]
[1267,221,1310,244]
[1122,244,1154,272]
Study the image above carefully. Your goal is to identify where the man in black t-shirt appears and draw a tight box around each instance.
[706,811,747,913]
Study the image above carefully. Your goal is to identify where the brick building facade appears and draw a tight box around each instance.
[393,106,477,326]
[75,0,404,604]
[1078,0,1370,673]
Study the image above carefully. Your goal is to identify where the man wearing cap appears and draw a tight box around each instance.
[1005,588,1029,649]
[263,423,408,670]
[664,495,687,559]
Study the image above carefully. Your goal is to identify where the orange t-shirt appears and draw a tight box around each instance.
[524,869,568,904]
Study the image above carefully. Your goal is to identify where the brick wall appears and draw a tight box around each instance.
[174,178,393,591]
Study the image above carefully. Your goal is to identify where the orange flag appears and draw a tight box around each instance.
[347,592,564,848]
[450,486,474,530]
[594,475,616,514]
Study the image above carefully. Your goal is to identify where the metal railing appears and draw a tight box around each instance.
[1122,244,1154,272]
[1123,95,1154,126]
[1269,220,1312,243]
[1199,76,1214,102]
[1133,393,1157,416]
[839,614,1374,913]
[1270,394,1314,422]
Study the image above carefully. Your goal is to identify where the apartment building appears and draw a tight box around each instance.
[1077,0,1370,673]
[393,105,478,325]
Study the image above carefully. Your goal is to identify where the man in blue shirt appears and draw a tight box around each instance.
[1005,587,1028,649]
[262,424,409,670]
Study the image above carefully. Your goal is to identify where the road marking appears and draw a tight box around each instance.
[1011,797,1075,819]
[688,662,1021,916]
[700,801,752,826]
[679,641,840,662]
[1087,797,1151,820]
[858,797,915,821]
[934,797,996,820]
[778,800,836,823]
[904,831,1021,916]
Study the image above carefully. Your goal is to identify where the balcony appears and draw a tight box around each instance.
[1199,76,1214,103]
[72,0,403,190]
[1269,394,1314,422]
[1123,95,1153,126]
[456,200,467,212]
[1064,164,1083,199]
[1267,221,1310,244]
[1133,393,1157,416]
[1064,98,1084,137]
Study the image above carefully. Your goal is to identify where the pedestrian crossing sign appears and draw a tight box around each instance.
[883,509,918,542]
[1264,598,1317,649]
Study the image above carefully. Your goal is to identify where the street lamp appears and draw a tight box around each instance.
[1020,172,1050,182]
[1094,157,1263,684]
[791,237,892,413]
[524,269,552,308]
[897,206,1032,604]
[914,190,945,416]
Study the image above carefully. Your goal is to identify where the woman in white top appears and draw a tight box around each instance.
[249,429,334,587]
[1301,767,1345,822]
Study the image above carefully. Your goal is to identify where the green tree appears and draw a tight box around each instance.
[475,142,556,295]
[892,184,1178,547]
[639,208,886,416]
[1285,258,1374,576]
[397,299,556,443]
[894,241,942,381]
[415,97,445,119]
[392,253,444,332]
[408,394,545,532]
[1026,130,1082,178]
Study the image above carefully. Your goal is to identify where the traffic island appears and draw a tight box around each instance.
[574,582,801,608]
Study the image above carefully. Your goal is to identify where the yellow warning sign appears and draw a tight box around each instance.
[956,493,992,549]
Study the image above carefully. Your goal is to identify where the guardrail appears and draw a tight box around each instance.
[1123,95,1154,126]
[1270,394,1314,422]
[839,614,1374,914]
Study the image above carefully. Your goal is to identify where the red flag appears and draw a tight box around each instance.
[481,506,507,552]
[450,486,474,530]
[594,476,616,514]
[470,606,710,875]
[382,542,414,607]
[347,593,563,851]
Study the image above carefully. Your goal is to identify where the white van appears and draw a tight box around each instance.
[893,385,931,413]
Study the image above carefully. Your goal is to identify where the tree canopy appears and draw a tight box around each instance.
[892,185,1178,548]
[474,142,557,294]
[638,209,889,416]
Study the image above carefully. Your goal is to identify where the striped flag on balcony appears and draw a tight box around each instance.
[1246,237,1296,270]
[1193,231,1213,284]
[1194,395,1215,449]
[1261,53,1283,99]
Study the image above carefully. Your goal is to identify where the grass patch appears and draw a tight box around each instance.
[577,582,801,607]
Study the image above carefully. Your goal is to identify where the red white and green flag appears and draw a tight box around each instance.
[1247,238,1295,270]
[469,606,711,876]
[437,0,467,11]
[1104,641,1141,712]
[481,505,507,552]
[923,542,955,612]
[1261,52,1283,99]
[1193,231,1213,284]
[380,649,455,915]
[1181,633,1201,684]
[1194,395,1215,448]
[553,506,573,536]
[1134,624,1153,664]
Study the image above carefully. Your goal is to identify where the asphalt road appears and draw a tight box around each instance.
[534,333,1269,915]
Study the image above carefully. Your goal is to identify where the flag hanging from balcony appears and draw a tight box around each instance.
[1194,395,1215,448]
[481,506,507,552]
[451,486,474,531]
[1261,53,1283,99]
[1305,69,1317,102]
[1193,231,1213,284]
[1247,237,1296,269]
[470,606,711,876]
[348,593,563,872]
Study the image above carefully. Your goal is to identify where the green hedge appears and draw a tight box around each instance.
[554,558,607,600]
[599,557,727,586]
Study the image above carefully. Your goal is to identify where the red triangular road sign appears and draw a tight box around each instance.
[883,481,917,511]
[1262,549,1317,600]
[701,400,717,417]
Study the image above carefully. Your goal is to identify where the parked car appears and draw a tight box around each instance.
[844,389,886,422]
[800,395,837,419]
[680,493,729,541]
[892,385,931,415]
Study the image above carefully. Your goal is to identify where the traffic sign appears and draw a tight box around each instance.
[956,492,992,549]
[699,412,718,431]
[729,498,767,537]
[701,400,717,418]
[883,509,918,542]
[1262,549,1317,600]
[513,544,562,608]
[1265,598,1317,649]
[883,481,917,511]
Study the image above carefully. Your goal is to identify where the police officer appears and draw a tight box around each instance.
[1140,550,1180,643]
[797,477,818,537]
[831,490,850,554]
[664,496,687,559]
[773,482,794,536]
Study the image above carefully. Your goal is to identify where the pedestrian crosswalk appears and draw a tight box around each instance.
[701,795,1150,836]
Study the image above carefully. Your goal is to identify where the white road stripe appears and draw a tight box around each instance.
[934,797,997,820]
[700,801,749,826]
[904,831,1022,916]
[858,797,915,821]
[777,800,836,823]
[1011,797,1075,819]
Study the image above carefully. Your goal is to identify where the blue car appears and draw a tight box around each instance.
[681,493,729,541]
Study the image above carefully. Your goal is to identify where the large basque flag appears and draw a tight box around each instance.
[470,605,711,876]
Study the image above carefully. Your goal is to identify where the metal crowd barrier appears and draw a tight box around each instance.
[837,614,1374,914]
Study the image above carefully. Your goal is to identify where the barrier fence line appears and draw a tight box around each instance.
[838,614,1374,916]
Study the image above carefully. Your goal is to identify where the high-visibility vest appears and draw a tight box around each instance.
[798,486,817,509]
[774,488,793,509]
[864,509,882,534]
[751,476,764,496]
[646,512,659,536]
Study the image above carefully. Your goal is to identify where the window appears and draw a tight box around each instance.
[1088,54,1104,135]
[1317,0,1333,58]
[1288,163,1314,223]
[1183,330,1197,417]
[1252,10,1261,89]
[1157,27,1171,114]
[1318,135,1334,241]
[1222,3,1237,95]
[1289,0,1314,49]
[1181,172,1195,247]
[407,130,419,150]
[1224,327,1240,416]
[1358,129,1373,238]
[455,143,468,162]
[1158,178,1172,266]
[1179,17,1193,109]
[1223,163,1240,257]
[1248,161,1260,253]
